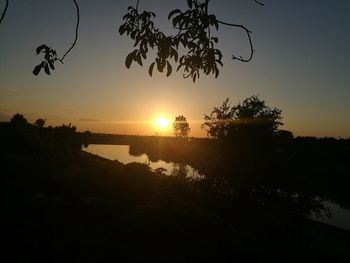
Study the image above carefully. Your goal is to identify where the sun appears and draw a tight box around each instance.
[155,116,170,129]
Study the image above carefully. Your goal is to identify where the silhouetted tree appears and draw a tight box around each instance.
[173,115,191,137]
[82,130,92,147]
[275,129,294,146]
[202,96,283,145]
[202,97,284,206]
[10,113,29,128]
[34,118,46,128]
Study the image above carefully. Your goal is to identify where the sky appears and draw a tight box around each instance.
[1,0,350,137]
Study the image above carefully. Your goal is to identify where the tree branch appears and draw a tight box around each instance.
[58,0,80,63]
[0,0,9,25]
[254,0,264,6]
[217,20,254,62]
[205,0,210,45]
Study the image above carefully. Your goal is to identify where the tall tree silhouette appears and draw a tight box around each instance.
[173,115,191,137]
[202,96,282,144]
[10,113,29,128]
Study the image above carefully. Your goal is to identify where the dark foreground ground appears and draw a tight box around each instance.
[1,123,350,262]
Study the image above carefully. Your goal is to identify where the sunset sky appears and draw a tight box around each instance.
[1,0,350,137]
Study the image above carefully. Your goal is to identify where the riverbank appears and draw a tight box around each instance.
[2,147,349,261]
[1,122,350,261]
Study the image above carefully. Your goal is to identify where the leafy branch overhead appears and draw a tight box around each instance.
[120,0,263,82]
[33,0,80,76]
[33,45,58,76]
[1,0,262,80]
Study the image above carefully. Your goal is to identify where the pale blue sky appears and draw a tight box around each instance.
[1,0,349,137]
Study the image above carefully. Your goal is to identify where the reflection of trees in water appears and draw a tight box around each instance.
[170,163,205,181]
[171,163,189,177]
[130,140,328,218]
[188,169,205,181]
[153,167,167,175]
[206,160,327,219]
[127,133,350,222]
[129,145,144,157]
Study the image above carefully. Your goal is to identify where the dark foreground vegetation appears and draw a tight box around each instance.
[1,114,350,262]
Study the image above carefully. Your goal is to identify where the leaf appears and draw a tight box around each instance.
[135,52,143,66]
[172,17,178,27]
[119,25,126,35]
[125,52,134,69]
[44,63,51,75]
[187,0,193,8]
[130,31,135,39]
[45,53,50,61]
[166,61,172,77]
[180,20,185,30]
[179,38,187,47]
[216,60,223,67]
[149,62,155,77]
[213,19,219,30]
[208,15,215,23]
[134,35,141,47]
[33,62,44,76]
[171,48,178,62]
[168,9,181,20]
[215,68,219,78]
[49,60,55,70]
[176,63,183,72]
[157,60,164,72]
[36,44,48,55]
[141,50,147,59]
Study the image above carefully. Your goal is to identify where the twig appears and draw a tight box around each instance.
[205,0,211,45]
[0,0,9,25]
[217,20,254,62]
[58,0,80,63]
[254,0,264,6]
[173,27,185,39]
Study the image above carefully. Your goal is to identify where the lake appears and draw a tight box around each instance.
[83,144,350,231]
[312,202,350,231]
[83,144,204,180]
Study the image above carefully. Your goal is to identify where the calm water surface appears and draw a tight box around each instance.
[312,202,350,231]
[84,144,204,180]
[84,144,350,231]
